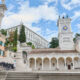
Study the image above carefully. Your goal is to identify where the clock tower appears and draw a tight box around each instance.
[57,16,74,50]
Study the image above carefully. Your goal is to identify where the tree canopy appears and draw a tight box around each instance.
[49,37,59,48]
[73,33,80,43]
[0,29,7,36]
[13,28,18,47]
[19,25,26,43]
[27,42,35,49]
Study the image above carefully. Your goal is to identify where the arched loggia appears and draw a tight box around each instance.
[29,58,35,70]
[36,58,42,70]
[58,57,65,70]
[43,58,49,70]
[66,57,72,70]
[51,57,57,70]
[74,57,79,69]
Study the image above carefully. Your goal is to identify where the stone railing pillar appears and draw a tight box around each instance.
[49,59,51,70]
[35,59,36,70]
[57,59,59,69]
[42,58,43,70]
[72,58,74,70]
[65,59,67,70]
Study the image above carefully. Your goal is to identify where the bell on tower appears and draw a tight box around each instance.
[1,0,5,4]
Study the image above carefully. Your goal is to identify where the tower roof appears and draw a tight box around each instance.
[1,0,5,4]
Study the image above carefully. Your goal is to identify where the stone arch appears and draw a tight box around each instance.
[29,58,35,70]
[36,58,42,70]
[74,57,79,68]
[51,57,57,70]
[43,57,49,70]
[58,57,65,70]
[66,57,72,70]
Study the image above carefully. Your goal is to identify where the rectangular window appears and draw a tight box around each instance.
[0,50,1,55]
[2,51,4,56]
[2,43,5,47]
[0,41,3,46]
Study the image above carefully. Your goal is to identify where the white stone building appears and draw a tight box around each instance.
[6,24,48,49]
[19,16,80,72]
[3,16,80,72]
[0,0,80,72]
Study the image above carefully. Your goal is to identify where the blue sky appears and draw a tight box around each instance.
[1,0,80,41]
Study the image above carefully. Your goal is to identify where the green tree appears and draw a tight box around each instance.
[0,29,7,36]
[27,42,35,49]
[27,42,32,46]
[32,45,35,49]
[19,25,26,43]
[49,37,59,48]
[13,28,17,47]
[75,33,80,38]
[73,33,80,43]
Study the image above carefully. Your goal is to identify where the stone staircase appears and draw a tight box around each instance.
[6,72,39,80]
[0,72,7,80]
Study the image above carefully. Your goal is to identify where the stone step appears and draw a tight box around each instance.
[8,74,37,76]
[7,75,38,77]
[6,78,37,79]
[6,79,37,80]
[0,72,7,80]
[7,76,38,78]
[6,72,39,80]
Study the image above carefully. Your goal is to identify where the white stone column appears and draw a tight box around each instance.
[79,57,80,68]
[49,59,51,70]
[42,59,43,70]
[57,59,59,69]
[72,58,74,70]
[28,59,30,68]
[65,59,67,70]
[35,59,36,70]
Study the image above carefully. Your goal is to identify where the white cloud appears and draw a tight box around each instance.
[1,0,58,40]
[72,11,80,21]
[45,28,58,41]
[77,24,80,33]
[44,0,58,5]
[77,24,80,29]
[61,0,80,10]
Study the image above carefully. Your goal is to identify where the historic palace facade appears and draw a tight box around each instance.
[6,24,48,49]
[0,0,80,73]
[22,16,80,72]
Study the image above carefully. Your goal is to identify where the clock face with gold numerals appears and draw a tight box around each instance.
[63,26,68,30]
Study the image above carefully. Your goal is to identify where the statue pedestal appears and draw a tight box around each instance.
[14,50,27,72]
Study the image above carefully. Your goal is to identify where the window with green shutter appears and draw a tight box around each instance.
[0,50,1,55]
[0,41,3,46]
